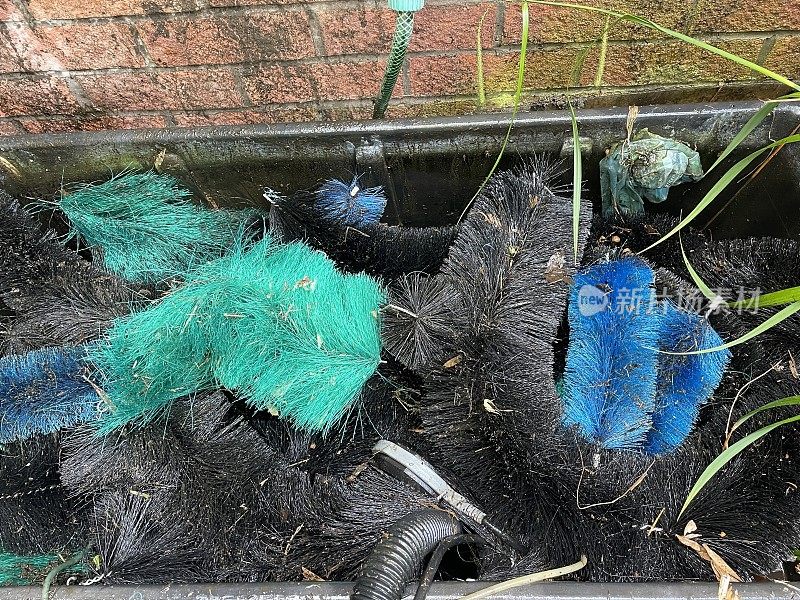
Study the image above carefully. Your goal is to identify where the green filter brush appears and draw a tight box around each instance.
[93,236,384,434]
[0,551,83,586]
[59,172,252,285]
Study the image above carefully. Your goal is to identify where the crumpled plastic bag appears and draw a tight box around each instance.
[600,128,704,217]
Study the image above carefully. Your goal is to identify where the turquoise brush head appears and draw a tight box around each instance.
[93,235,384,434]
[59,172,253,285]
[0,552,61,586]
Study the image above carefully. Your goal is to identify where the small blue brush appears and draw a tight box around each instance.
[0,346,99,443]
[315,176,387,228]
[644,302,731,455]
[563,257,660,450]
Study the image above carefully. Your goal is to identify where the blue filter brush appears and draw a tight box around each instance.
[0,346,98,443]
[644,302,731,455]
[315,177,387,228]
[563,257,660,449]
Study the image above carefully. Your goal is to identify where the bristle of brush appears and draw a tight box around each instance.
[315,177,386,228]
[268,184,456,279]
[89,490,206,584]
[0,192,88,310]
[382,273,465,371]
[2,265,154,357]
[0,346,99,443]
[563,257,659,449]
[59,172,253,284]
[93,236,384,434]
[645,302,731,455]
[0,430,87,558]
[0,552,64,586]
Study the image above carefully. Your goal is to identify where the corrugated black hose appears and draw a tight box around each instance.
[351,509,462,600]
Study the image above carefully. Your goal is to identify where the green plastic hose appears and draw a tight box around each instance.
[374,0,424,119]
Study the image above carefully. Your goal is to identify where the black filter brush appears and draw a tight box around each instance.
[88,490,206,584]
[266,187,457,279]
[0,193,88,309]
[275,466,432,581]
[0,193,155,357]
[417,159,591,497]
[0,433,88,557]
[2,265,154,356]
[382,273,467,372]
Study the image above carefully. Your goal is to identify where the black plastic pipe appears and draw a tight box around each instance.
[351,510,462,600]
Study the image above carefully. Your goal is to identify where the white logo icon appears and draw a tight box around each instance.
[577,284,609,316]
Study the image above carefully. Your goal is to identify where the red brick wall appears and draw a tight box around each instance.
[0,0,798,135]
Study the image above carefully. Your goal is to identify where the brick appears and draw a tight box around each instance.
[584,39,766,88]
[208,0,300,6]
[409,48,581,97]
[411,3,496,52]
[7,22,144,71]
[18,113,169,134]
[172,106,319,127]
[309,60,388,101]
[76,69,244,111]
[27,0,197,20]
[240,64,315,105]
[692,0,800,34]
[765,37,800,80]
[0,118,21,134]
[317,3,495,56]
[321,104,374,121]
[0,31,23,73]
[0,76,80,117]
[315,6,395,56]
[139,12,314,67]
[0,0,25,22]
[503,0,695,45]
[389,98,479,119]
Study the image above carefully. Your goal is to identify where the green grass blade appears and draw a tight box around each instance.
[476,8,490,108]
[640,134,800,254]
[527,1,800,92]
[459,1,529,223]
[680,233,717,301]
[730,395,800,435]
[593,15,611,87]
[569,102,581,265]
[707,94,800,174]
[662,300,800,356]
[679,412,800,519]
[728,285,800,309]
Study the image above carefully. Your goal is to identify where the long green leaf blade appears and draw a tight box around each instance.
[728,285,800,309]
[640,134,800,254]
[707,98,787,174]
[662,301,800,356]
[569,102,581,265]
[476,8,489,108]
[730,395,800,434]
[680,233,717,301]
[679,412,800,519]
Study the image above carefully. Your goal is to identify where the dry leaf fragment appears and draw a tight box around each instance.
[676,523,743,582]
[705,545,743,582]
[153,147,166,171]
[718,575,740,600]
[301,567,326,581]
[545,250,571,284]
[443,355,462,368]
[480,212,502,228]
[789,351,798,379]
